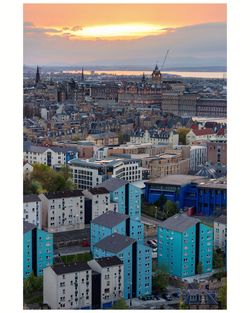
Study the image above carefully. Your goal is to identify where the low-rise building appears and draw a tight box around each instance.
[39,190,85,233]
[23,194,42,229]
[184,289,219,309]
[214,215,227,254]
[69,157,143,190]
[23,142,78,167]
[43,263,92,309]
[186,129,215,145]
[86,132,119,147]
[130,129,179,146]
[88,256,124,309]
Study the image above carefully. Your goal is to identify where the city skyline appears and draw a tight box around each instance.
[24,3,227,67]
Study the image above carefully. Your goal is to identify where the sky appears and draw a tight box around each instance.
[23,3,227,68]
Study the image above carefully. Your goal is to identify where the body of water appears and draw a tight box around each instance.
[63,70,226,79]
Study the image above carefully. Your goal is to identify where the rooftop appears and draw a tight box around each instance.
[95,256,123,268]
[98,177,128,192]
[197,177,227,189]
[214,214,227,225]
[52,262,91,275]
[23,194,41,203]
[23,221,36,234]
[95,233,135,253]
[146,174,204,186]
[92,211,129,228]
[43,190,84,199]
[159,214,200,233]
[87,187,109,195]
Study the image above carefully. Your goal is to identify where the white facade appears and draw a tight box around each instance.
[130,130,179,146]
[190,145,208,171]
[23,162,33,179]
[23,196,42,229]
[39,191,85,233]
[88,258,124,306]
[69,159,143,190]
[83,189,118,219]
[186,129,215,145]
[23,148,66,167]
[214,217,227,253]
[43,265,92,309]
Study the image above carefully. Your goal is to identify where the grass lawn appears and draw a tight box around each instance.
[61,252,92,264]
[24,293,43,305]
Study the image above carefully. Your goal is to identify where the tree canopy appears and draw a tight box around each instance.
[176,128,190,145]
[111,299,129,309]
[24,164,75,194]
[152,266,169,292]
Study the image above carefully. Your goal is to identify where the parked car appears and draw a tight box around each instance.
[172,292,180,298]
[152,239,157,245]
[147,240,157,247]
[163,294,172,301]
[81,240,90,247]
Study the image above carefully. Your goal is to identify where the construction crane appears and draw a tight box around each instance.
[160,49,170,71]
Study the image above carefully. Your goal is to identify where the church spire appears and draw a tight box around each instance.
[35,65,40,84]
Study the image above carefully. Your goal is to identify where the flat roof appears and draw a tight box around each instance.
[92,211,128,228]
[159,214,200,233]
[197,177,227,189]
[146,174,205,186]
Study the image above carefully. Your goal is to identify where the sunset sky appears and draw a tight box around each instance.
[23,3,227,67]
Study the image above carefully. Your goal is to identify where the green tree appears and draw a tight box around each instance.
[152,268,169,292]
[111,299,129,309]
[179,294,188,309]
[196,261,203,274]
[218,280,227,309]
[154,194,166,209]
[213,248,225,270]
[176,128,190,145]
[23,164,75,194]
[163,200,178,218]
[23,272,43,297]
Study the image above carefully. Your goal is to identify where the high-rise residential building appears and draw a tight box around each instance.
[88,256,124,309]
[157,214,213,278]
[23,221,53,278]
[92,233,152,299]
[214,215,227,254]
[43,263,92,309]
[23,194,42,229]
[39,190,85,233]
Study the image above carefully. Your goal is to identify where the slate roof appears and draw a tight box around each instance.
[159,214,200,233]
[98,178,128,192]
[88,187,109,195]
[23,194,41,203]
[92,211,129,228]
[214,215,227,225]
[94,233,135,253]
[52,262,91,275]
[95,256,123,268]
[43,190,84,199]
[23,221,36,234]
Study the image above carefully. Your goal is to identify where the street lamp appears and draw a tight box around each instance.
[155,206,158,219]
